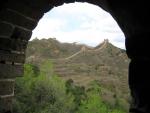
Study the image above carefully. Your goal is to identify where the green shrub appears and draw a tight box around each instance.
[13,64,75,113]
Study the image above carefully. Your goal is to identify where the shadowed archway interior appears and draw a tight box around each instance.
[0,0,150,113]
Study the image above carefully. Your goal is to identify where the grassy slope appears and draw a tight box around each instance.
[26,38,130,111]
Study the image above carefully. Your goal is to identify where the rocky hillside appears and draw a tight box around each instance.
[25,38,130,110]
[26,38,85,64]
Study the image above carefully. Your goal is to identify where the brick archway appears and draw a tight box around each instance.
[0,0,150,113]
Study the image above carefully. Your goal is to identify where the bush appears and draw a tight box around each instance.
[13,62,126,113]
[13,64,75,113]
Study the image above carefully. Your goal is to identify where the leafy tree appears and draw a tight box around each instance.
[13,63,75,113]
[76,81,126,113]
[13,62,126,113]
[66,79,86,111]
[76,82,108,113]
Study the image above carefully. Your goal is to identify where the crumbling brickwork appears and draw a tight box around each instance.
[0,0,150,113]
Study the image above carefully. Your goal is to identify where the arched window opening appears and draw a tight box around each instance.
[13,2,130,113]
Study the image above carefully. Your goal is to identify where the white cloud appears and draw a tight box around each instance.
[31,18,67,39]
[31,2,125,49]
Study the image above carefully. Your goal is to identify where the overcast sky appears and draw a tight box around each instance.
[31,2,125,49]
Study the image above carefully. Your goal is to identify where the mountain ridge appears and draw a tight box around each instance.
[25,37,130,110]
[26,38,126,62]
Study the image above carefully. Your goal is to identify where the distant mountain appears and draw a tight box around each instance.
[26,38,130,110]
[26,38,84,63]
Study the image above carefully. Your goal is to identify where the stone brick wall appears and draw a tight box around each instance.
[0,0,150,113]
[0,0,78,112]
[0,0,39,112]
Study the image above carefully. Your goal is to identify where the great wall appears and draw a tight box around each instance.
[50,39,128,88]
[51,39,108,61]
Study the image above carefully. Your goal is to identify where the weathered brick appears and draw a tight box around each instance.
[11,39,28,52]
[11,27,32,41]
[0,52,25,63]
[6,1,44,20]
[5,0,54,16]
[0,21,14,37]
[0,96,13,112]
[0,8,38,30]
[0,1,8,11]
[64,0,76,3]
[0,80,14,95]
[22,0,54,12]
[47,0,64,7]
[0,37,11,51]
[0,64,23,78]
[0,37,28,52]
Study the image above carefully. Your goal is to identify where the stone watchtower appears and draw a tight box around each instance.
[104,39,109,43]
